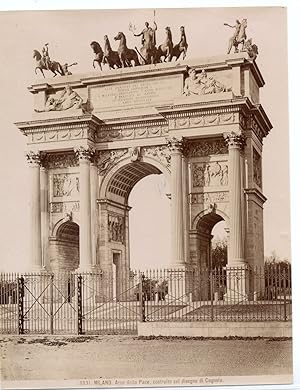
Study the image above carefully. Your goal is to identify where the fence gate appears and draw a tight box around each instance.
[79,272,141,335]
[19,273,78,334]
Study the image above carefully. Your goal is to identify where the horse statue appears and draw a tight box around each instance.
[114,32,140,67]
[33,49,64,78]
[170,26,188,61]
[90,41,104,70]
[226,19,247,54]
[103,35,122,69]
[155,27,173,63]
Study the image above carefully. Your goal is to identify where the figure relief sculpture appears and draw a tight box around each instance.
[108,215,124,243]
[129,20,157,65]
[35,85,83,112]
[183,68,229,96]
[90,41,104,70]
[114,32,140,67]
[193,162,228,187]
[170,26,188,61]
[103,35,122,69]
[130,147,141,162]
[253,149,262,187]
[33,43,65,78]
[53,174,79,198]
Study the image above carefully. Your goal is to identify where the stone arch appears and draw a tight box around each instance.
[49,221,79,272]
[190,208,229,272]
[99,155,171,204]
[97,154,171,280]
[192,208,229,231]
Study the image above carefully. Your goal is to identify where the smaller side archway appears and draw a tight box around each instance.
[49,221,79,272]
[190,209,229,270]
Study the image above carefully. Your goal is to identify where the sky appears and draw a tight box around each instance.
[0,4,293,272]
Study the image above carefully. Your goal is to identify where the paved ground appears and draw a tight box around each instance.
[0,336,292,381]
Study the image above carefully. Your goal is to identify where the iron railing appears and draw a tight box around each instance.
[0,264,292,335]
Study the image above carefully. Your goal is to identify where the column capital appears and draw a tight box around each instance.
[74,146,95,162]
[223,132,246,150]
[166,136,185,154]
[25,150,41,166]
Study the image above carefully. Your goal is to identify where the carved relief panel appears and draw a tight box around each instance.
[192,161,228,188]
[52,173,80,198]
[108,214,125,244]
[253,148,262,188]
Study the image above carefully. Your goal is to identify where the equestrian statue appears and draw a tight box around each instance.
[33,43,65,78]
[225,19,258,60]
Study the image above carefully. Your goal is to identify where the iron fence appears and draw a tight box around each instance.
[0,264,292,335]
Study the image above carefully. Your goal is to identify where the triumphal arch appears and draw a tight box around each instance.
[16,52,271,299]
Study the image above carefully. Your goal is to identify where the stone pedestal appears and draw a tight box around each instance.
[224,266,248,303]
[165,267,187,304]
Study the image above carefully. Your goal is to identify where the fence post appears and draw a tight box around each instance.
[139,273,145,322]
[49,274,54,334]
[76,275,83,334]
[210,269,214,321]
[17,276,24,335]
[283,268,287,321]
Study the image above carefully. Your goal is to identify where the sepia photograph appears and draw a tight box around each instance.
[0,2,296,389]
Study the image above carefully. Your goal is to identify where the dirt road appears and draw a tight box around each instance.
[0,336,292,382]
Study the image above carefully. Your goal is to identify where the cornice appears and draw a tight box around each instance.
[244,188,267,204]
[15,113,102,131]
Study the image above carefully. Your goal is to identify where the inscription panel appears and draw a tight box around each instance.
[89,75,182,112]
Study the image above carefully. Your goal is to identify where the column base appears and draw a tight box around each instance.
[223,264,248,304]
[165,265,187,304]
[28,265,46,273]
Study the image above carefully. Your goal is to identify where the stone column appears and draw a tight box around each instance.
[182,156,190,264]
[224,132,246,266]
[224,132,247,302]
[168,137,185,267]
[90,160,98,269]
[167,137,186,303]
[26,151,42,271]
[40,161,49,270]
[75,146,95,271]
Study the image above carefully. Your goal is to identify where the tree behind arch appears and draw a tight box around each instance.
[211,239,228,268]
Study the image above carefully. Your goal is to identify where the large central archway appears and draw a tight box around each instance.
[98,155,171,293]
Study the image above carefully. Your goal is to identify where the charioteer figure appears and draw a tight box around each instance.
[131,21,157,49]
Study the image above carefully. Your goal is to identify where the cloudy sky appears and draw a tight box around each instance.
[0,2,296,272]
